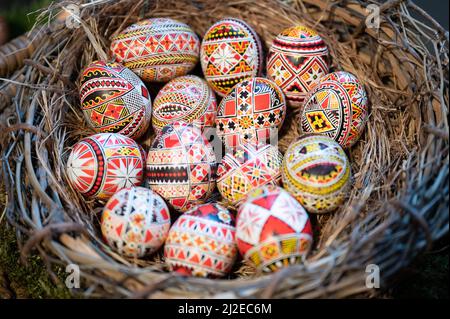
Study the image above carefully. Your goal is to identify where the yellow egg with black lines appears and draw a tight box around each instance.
[281,134,351,214]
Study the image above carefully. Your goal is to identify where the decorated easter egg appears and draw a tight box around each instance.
[100,187,170,258]
[200,18,263,97]
[152,75,216,134]
[282,134,351,213]
[110,18,200,82]
[301,71,369,148]
[217,143,283,206]
[66,133,145,200]
[236,185,313,273]
[164,203,237,277]
[146,121,216,212]
[79,61,152,139]
[216,77,286,149]
[267,25,329,108]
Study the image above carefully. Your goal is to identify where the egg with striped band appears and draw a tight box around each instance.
[66,133,145,201]
[79,61,152,139]
[152,75,216,134]
[110,18,200,82]
[301,71,369,148]
[146,121,217,212]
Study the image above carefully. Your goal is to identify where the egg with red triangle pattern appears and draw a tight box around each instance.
[236,185,313,273]
[164,203,237,277]
[101,187,171,258]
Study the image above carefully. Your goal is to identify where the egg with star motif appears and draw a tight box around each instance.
[146,121,217,212]
[101,187,171,258]
[236,185,313,273]
[66,133,145,200]
[200,18,263,97]
[164,203,237,277]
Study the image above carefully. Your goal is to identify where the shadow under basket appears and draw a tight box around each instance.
[0,0,448,298]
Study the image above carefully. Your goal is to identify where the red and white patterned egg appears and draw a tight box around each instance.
[216,77,286,149]
[79,61,152,139]
[301,71,369,148]
[146,121,217,212]
[267,25,329,107]
[200,18,263,97]
[236,185,313,273]
[110,18,200,83]
[164,203,237,277]
[101,187,171,258]
[66,133,145,200]
[217,143,283,206]
[152,75,216,134]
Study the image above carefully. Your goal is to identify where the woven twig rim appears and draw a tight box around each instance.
[0,0,448,298]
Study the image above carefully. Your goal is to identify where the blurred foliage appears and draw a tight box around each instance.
[0,0,53,39]
[0,220,71,299]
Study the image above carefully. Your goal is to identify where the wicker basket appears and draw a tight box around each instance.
[0,0,448,298]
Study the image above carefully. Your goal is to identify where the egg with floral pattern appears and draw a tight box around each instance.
[216,77,286,149]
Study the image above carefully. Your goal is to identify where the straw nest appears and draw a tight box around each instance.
[0,0,448,298]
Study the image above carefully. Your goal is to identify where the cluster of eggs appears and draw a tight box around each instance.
[65,16,369,277]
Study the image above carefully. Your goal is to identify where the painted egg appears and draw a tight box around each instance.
[282,134,351,213]
[79,61,152,139]
[100,187,171,258]
[200,18,263,97]
[152,75,216,134]
[236,185,313,273]
[164,203,237,277]
[146,121,217,212]
[267,25,329,108]
[216,77,286,149]
[217,143,283,206]
[301,71,369,148]
[110,18,200,82]
[66,133,145,200]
